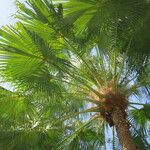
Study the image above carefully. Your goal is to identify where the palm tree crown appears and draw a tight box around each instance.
[0,0,150,149]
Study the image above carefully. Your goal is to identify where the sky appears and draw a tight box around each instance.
[0,0,24,27]
[0,0,17,26]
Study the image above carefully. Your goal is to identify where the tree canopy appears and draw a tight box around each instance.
[0,0,150,149]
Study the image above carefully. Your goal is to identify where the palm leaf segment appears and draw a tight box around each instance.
[0,0,150,149]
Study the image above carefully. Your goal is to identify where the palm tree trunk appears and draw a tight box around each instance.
[112,107,137,150]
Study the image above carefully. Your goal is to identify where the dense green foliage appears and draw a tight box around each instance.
[0,0,150,149]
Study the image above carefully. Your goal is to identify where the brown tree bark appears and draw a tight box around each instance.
[112,107,137,150]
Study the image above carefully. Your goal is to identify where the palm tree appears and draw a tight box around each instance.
[0,0,150,149]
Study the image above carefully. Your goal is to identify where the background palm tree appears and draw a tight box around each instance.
[0,0,150,149]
